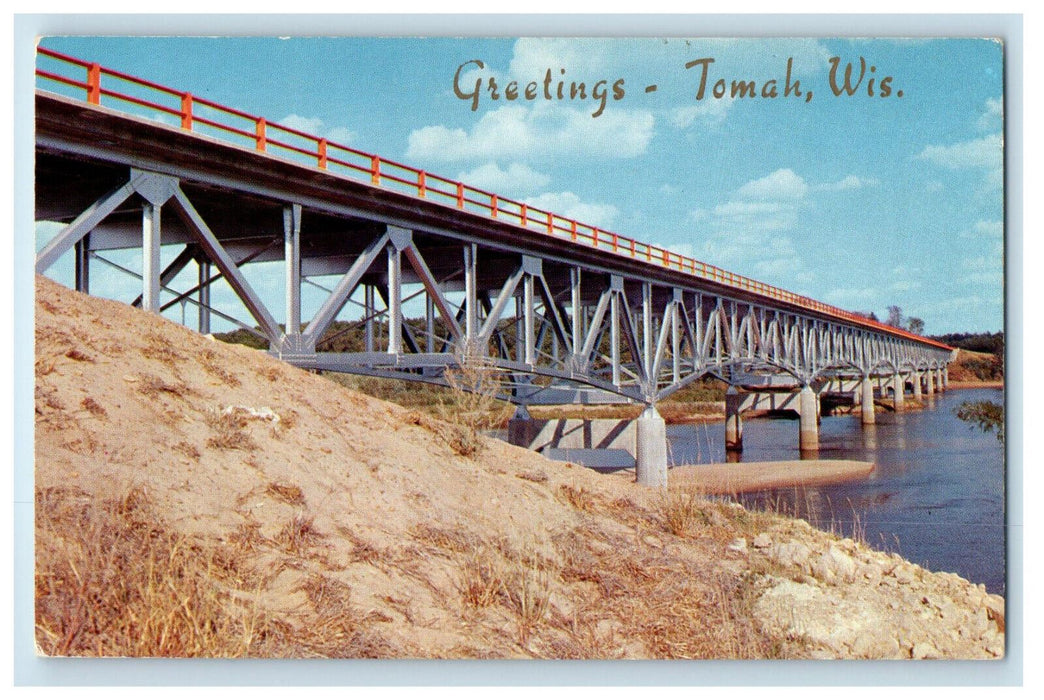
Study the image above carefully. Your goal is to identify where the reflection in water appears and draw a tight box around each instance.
[667,387,1005,595]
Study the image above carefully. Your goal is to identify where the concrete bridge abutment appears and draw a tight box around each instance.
[799,384,819,454]
[725,385,743,452]
[860,377,876,425]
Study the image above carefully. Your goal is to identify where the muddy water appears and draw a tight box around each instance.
[666,387,1006,595]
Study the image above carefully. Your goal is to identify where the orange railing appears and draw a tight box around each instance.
[34,47,953,351]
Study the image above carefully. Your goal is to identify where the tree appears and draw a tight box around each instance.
[907,317,925,335]
[955,400,1004,442]
[887,305,903,328]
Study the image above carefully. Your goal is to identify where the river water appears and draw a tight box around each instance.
[666,387,1006,595]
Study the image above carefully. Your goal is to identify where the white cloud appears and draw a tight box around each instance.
[977,97,1003,131]
[669,99,731,128]
[407,103,654,162]
[523,191,619,229]
[279,114,356,145]
[817,175,880,191]
[734,168,808,201]
[917,133,1002,172]
[967,219,1003,240]
[456,162,550,194]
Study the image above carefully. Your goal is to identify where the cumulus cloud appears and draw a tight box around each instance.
[676,168,820,287]
[735,168,808,201]
[817,175,880,191]
[456,162,550,194]
[407,103,654,162]
[669,99,731,128]
[522,191,619,229]
[917,133,1002,171]
[279,114,356,145]
[917,132,1003,192]
[977,97,1003,132]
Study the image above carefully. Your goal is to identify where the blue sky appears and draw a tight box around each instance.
[35,35,1005,334]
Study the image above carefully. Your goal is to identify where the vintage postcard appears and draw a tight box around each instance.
[29,31,1009,671]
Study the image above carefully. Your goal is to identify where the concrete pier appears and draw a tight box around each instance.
[799,384,818,453]
[507,405,539,448]
[926,370,935,395]
[635,405,668,488]
[861,377,876,425]
[936,368,945,392]
[725,386,743,452]
[892,373,905,412]
[912,372,923,401]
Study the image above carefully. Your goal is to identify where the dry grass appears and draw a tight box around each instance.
[200,348,241,387]
[35,486,273,657]
[266,482,305,506]
[205,410,256,451]
[558,483,595,512]
[276,514,323,556]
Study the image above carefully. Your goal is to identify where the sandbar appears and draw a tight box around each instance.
[669,459,874,494]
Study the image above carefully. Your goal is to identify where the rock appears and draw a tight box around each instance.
[912,641,940,659]
[893,564,915,584]
[984,594,1006,632]
[752,533,772,549]
[767,541,813,571]
[727,537,747,553]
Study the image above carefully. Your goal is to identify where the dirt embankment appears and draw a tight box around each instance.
[33,276,1004,659]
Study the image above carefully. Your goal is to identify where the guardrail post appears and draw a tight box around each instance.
[491,193,498,217]
[371,155,381,185]
[521,203,528,227]
[255,117,267,152]
[456,182,464,208]
[87,63,101,104]
[318,138,328,169]
[418,171,426,197]
[180,92,193,130]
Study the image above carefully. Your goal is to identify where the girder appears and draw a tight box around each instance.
[35,98,953,407]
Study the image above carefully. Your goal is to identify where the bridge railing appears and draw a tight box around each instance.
[34,47,952,352]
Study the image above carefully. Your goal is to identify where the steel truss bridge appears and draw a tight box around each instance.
[34,49,955,485]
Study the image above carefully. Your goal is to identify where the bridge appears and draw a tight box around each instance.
[33,48,955,486]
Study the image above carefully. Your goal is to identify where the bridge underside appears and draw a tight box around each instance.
[35,91,954,485]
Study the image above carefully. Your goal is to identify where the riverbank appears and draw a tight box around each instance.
[35,276,1004,659]
[668,459,875,495]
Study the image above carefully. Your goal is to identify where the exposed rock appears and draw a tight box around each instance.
[727,537,747,553]
[752,533,772,549]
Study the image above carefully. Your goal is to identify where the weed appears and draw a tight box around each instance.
[35,486,273,657]
[200,349,241,387]
[266,482,305,506]
[205,410,256,451]
[660,489,705,537]
[558,484,594,512]
[276,514,323,556]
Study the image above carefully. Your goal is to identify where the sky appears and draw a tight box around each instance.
[34,34,1005,335]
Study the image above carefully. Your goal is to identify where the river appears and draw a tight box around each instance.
[666,387,1006,596]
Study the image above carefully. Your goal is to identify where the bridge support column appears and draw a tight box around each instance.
[936,368,945,392]
[74,235,90,294]
[142,201,161,313]
[925,370,935,396]
[943,366,949,389]
[636,405,668,489]
[912,372,922,401]
[508,405,539,449]
[799,384,818,453]
[861,377,876,425]
[725,386,743,452]
[198,259,211,334]
[892,373,905,413]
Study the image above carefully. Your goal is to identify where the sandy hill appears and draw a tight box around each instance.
[33,275,1004,659]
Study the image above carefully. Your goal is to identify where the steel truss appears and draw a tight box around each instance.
[36,166,954,407]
